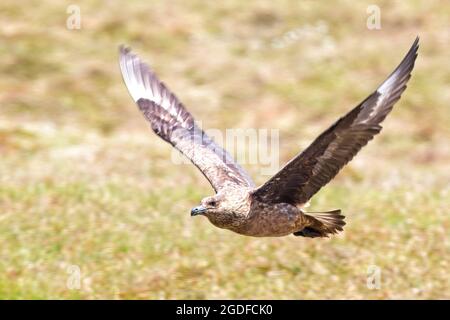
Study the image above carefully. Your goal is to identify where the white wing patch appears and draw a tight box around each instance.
[119,47,183,123]
[378,72,398,95]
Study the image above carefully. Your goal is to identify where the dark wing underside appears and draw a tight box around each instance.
[119,47,255,192]
[253,37,419,205]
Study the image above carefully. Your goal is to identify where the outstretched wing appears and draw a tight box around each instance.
[119,47,255,192]
[252,37,419,205]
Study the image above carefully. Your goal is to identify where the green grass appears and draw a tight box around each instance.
[0,0,449,299]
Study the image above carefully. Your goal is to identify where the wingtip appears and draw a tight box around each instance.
[414,35,420,47]
[409,36,420,57]
[407,37,420,67]
[377,36,419,94]
[119,45,131,56]
[406,36,420,56]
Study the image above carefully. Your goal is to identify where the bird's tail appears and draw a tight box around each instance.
[293,210,345,238]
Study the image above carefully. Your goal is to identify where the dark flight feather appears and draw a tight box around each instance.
[252,37,419,206]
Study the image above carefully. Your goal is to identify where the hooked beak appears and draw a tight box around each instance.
[191,205,207,216]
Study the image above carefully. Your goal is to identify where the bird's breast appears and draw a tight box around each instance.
[218,202,304,237]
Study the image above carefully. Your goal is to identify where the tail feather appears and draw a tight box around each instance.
[293,209,345,238]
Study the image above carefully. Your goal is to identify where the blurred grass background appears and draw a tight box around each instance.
[0,0,449,299]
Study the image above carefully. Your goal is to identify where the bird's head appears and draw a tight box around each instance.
[191,194,224,217]
[190,188,251,225]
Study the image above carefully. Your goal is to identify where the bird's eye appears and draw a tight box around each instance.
[209,201,217,207]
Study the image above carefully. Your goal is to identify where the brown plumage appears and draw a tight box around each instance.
[119,37,419,238]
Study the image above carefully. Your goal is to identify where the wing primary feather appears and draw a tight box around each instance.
[252,37,419,205]
[119,46,255,192]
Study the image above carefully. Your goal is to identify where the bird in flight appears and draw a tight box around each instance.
[119,37,419,238]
